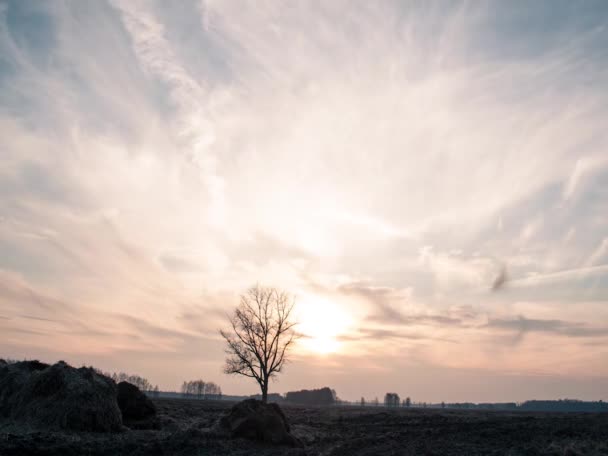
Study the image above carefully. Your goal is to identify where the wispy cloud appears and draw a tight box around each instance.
[485,316,608,341]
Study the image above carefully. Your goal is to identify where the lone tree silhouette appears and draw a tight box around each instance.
[220,285,297,402]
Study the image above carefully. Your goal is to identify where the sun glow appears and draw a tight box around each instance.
[302,335,341,355]
[295,295,353,355]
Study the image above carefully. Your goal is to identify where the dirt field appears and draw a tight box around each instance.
[1,398,608,455]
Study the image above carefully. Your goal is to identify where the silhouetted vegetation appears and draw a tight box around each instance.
[180,379,222,399]
[384,392,400,407]
[519,399,608,413]
[220,285,297,402]
[285,387,336,405]
[104,371,158,393]
[414,400,608,412]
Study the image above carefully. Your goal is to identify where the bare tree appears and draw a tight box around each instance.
[220,285,297,402]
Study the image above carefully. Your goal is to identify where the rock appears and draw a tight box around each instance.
[215,399,301,447]
[0,360,122,432]
[116,381,159,430]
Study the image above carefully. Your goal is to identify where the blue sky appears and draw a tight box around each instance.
[1,0,607,401]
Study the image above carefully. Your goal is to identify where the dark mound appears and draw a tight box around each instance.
[116,381,159,430]
[215,399,301,447]
[0,360,122,432]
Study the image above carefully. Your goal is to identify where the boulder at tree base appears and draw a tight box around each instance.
[215,399,301,447]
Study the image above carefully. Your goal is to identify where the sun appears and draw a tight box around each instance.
[295,295,352,355]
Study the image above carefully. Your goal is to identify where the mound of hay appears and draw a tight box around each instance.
[215,399,301,447]
[116,381,158,430]
[0,360,122,432]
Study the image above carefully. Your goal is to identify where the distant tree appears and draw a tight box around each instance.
[373,397,379,406]
[220,285,297,403]
[441,401,445,409]
[206,381,222,397]
[384,393,400,407]
[360,397,366,407]
[153,385,160,398]
[404,397,411,407]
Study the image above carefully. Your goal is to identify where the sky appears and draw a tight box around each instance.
[1,0,608,403]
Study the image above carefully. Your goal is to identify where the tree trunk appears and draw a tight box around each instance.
[262,382,268,403]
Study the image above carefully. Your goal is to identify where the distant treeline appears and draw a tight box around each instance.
[405,400,608,413]
[284,387,337,405]
[180,379,222,399]
[103,371,159,395]
[518,400,608,412]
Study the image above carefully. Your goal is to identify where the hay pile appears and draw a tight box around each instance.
[0,360,123,432]
[116,381,159,429]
